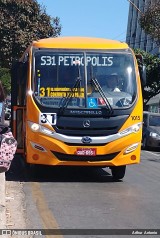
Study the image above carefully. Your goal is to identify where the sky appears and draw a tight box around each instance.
[37,0,130,42]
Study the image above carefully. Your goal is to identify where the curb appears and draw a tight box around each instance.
[0,172,6,229]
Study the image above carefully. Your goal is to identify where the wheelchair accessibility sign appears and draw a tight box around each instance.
[87,98,98,108]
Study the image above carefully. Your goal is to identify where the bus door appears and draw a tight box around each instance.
[12,106,25,154]
[11,56,28,154]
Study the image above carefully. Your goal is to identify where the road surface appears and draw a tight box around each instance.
[5,149,160,237]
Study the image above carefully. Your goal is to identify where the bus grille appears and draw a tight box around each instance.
[51,151,120,162]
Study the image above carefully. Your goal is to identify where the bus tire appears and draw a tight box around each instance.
[110,165,126,181]
[25,163,41,179]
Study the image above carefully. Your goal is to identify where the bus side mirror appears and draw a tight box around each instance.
[135,54,146,86]
[140,65,146,86]
[11,60,28,84]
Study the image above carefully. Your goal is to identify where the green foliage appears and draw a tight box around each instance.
[0,0,61,68]
[134,49,160,105]
[0,67,11,96]
[139,0,160,44]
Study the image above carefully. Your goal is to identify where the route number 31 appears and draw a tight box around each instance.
[39,113,57,125]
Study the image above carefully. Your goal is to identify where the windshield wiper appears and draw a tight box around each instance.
[59,75,82,114]
[89,77,113,113]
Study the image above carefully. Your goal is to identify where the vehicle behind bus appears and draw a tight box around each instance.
[11,37,146,180]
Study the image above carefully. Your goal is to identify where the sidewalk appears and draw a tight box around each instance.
[0,120,9,229]
[0,172,6,228]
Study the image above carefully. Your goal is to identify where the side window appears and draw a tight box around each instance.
[11,58,28,106]
[18,62,28,105]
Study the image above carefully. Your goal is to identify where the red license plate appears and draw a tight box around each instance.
[76,148,97,156]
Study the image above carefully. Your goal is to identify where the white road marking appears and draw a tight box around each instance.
[144,150,160,157]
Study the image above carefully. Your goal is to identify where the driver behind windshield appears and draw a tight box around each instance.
[102,73,121,92]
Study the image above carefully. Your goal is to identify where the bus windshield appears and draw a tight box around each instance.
[33,50,137,109]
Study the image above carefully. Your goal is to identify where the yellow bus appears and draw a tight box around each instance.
[11,37,146,180]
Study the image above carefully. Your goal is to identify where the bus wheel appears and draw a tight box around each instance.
[25,163,40,179]
[110,165,126,181]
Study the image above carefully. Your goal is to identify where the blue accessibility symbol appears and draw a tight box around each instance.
[87,98,98,108]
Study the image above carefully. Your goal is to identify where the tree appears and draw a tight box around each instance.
[0,0,61,68]
[139,0,160,45]
[0,68,11,96]
[134,49,160,106]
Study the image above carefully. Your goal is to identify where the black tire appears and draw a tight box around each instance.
[110,165,126,181]
[25,163,42,179]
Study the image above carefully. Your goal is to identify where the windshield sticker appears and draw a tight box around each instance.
[97,97,113,106]
[40,56,113,67]
[87,98,98,108]
[39,87,85,98]
[107,98,113,105]
[98,98,106,105]
[39,113,57,125]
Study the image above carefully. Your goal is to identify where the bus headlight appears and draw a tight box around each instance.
[41,126,54,135]
[124,143,139,154]
[28,122,40,132]
[28,121,54,135]
[119,123,142,136]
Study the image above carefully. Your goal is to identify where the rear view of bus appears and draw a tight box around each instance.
[11,37,145,180]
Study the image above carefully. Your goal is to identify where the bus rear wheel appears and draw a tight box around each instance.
[110,165,126,181]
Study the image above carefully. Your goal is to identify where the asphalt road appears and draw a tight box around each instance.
[6,149,160,238]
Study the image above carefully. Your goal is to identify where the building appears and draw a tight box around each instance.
[126,0,160,113]
[126,0,159,55]
[146,94,160,113]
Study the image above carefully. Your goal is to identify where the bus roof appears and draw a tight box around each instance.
[32,36,129,50]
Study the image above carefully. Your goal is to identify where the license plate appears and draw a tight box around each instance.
[76,148,97,156]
